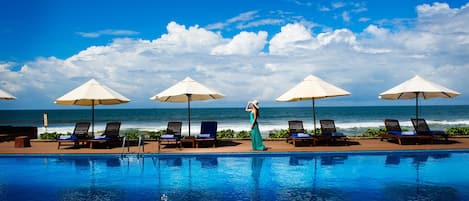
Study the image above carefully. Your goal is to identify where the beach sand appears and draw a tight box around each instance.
[1,137,469,154]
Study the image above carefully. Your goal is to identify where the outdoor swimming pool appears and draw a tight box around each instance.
[0,150,468,201]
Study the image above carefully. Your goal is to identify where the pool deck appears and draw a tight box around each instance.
[1,137,469,154]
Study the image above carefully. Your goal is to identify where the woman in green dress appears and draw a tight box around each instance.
[245,100,266,151]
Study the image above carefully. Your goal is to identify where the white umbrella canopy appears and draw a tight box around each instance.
[55,79,130,134]
[379,75,460,100]
[0,89,16,100]
[379,75,460,120]
[55,79,130,105]
[150,77,224,102]
[276,75,351,134]
[150,77,224,136]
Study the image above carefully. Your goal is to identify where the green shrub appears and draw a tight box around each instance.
[312,128,321,135]
[445,127,469,136]
[269,129,289,138]
[40,132,63,140]
[358,128,387,137]
[236,130,250,138]
[143,130,166,139]
[122,128,140,140]
[217,129,235,138]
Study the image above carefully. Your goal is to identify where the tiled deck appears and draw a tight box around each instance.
[1,137,468,154]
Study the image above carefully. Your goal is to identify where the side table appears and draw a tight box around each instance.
[181,136,195,148]
[15,136,31,148]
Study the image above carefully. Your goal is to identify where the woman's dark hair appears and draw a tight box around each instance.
[254,106,260,117]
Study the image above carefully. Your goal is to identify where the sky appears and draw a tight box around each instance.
[1,0,468,109]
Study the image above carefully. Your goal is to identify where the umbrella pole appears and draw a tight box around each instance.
[92,100,95,135]
[312,98,316,135]
[415,92,419,130]
[187,94,192,136]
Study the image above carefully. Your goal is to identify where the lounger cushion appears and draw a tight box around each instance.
[161,134,175,138]
[292,133,311,138]
[388,131,415,136]
[58,135,77,140]
[198,134,213,138]
[93,135,108,140]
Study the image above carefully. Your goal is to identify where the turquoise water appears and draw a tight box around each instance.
[1,105,469,135]
[1,151,469,201]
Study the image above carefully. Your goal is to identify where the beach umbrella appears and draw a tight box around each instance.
[379,75,460,121]
[0,89,16,100]
[276,75,351,134]
[150,77,224,136]
[55,79,130,134]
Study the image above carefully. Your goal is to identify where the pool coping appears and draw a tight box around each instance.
[1,148,469,158]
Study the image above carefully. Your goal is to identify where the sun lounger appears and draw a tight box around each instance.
[88,122,121,148]
[195,121,218,148]
[411,118,449,143]
[57,122,90,149]
[382,119,431,145]
[158,121,182,150]
[319,119,348,145]
[287,120,316,146]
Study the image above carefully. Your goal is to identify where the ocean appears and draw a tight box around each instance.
[1,105,469,137]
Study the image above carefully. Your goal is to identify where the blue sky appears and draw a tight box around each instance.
[1,0,468,109]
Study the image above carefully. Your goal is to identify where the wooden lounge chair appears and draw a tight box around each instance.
[382,119,431,145]
[57,122,90,149]
[88,122,122,148]
[158,121,182,150]
[195,121,218,148]
[287,120,316,146]
[411,118,449,143]
[319,119,348,145]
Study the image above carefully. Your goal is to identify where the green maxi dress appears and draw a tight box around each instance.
[250,111,266,151]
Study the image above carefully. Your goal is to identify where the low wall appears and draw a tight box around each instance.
[0,126,38,140]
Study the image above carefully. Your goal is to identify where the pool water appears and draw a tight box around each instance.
[1,151,468,201]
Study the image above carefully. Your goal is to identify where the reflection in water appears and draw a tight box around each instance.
[251,157,264,201]
[321,155,348,166]
[384,153,457,201]
[282,155,348,201]
[159,157,182,167]
[1,152,468,201]
[58,186,126,201]
[289,156,315,166]
[105,158,121,167]
[196,157,218,168]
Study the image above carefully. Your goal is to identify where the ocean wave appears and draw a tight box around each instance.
[38,119,469,137]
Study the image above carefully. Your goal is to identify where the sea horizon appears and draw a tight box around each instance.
[2,105,469,137]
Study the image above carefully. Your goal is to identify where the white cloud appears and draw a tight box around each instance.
[319,6,331,12]
[417,2,457,18]
[153,22,223,54]
[76,29,139,38]
[332,2,346,9]
[204,22,226,30]
[358,17,370,22]
[269,23,318,55]
[317,29,357,46]
[364,25,389,38]
[342,11,351,22]
[0,61,15,72]
[227,11,258,23]
[206,11,258,30]
[236,19,284,29]
[211,31,268,55]
[3,2,469,108]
